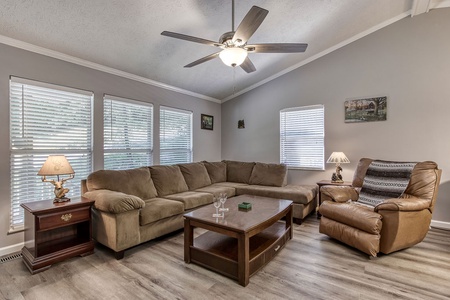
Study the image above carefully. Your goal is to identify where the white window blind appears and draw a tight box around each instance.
[10,77,93,231]
[104,95,153,170]
[280,105,324,170]
[160,106,193,165]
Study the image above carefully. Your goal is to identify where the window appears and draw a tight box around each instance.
[280,105,324,170]
[10,77,93,230]
[104,95,153,170]
[160,106,192,165]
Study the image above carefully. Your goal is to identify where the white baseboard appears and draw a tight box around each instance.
[431,220,450,230]
[0,242,23,257]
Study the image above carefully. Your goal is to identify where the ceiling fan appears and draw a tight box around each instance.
[161,0,308,73]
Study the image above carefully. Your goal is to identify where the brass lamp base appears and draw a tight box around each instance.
[331,163,344,183]
[331,173,344,183]
[53,197,71,203]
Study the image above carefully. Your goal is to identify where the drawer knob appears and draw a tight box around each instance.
[274,245,281,252]
[61,213,72,222]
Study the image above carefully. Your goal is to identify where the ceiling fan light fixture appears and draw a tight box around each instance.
[219,47,247,67]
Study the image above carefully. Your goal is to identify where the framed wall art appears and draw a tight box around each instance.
[201,114,214,130]
[344,96,387,123]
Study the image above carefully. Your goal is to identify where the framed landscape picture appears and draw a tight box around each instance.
[345,96,387,123]
[201,114,214,130]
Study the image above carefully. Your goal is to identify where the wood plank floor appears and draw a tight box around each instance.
[1,216,449,300]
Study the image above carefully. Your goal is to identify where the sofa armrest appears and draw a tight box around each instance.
[321,185,359,203]
[375,196,431,212]
[84,189,145,213]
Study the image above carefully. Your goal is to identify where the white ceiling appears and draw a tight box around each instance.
[0,0,449,102]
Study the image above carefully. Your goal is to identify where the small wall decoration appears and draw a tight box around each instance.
[345,96,387,123]
[238,119,245,129]
[201,114,213,130]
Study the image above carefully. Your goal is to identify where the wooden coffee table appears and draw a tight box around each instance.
[184,194,293,286]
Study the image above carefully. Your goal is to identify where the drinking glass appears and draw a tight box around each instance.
[219,193,229,212]
[213,196,223,217]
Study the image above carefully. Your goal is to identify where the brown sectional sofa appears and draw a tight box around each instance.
[81,160,317,259]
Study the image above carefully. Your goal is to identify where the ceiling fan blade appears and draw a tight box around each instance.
[161,31,219,47]
[184,52,220,68]
[240,57,256,73]
[233,6,269,44]
[246,43,308,53]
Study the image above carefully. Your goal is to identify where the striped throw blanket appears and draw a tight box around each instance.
[358,160,417,207]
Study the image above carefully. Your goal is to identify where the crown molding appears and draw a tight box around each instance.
[221,10,412,103]
[0,34,221,104]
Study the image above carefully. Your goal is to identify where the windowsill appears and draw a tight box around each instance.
[8,226,24,235]
[287,167,325,171]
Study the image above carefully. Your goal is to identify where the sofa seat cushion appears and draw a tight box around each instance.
[236,184,317,205]
[84,189,145,213]
[140,198,184,226]
[249,162,287,187]
[178,162,211,190]
[86,167,157,199]
[223,160,255,184]
[202,161,227,183]
[319,201,382,235]
[150,165,189,196]
[195,184,236,198]
[164,191,213,210]
[213,182,249,188]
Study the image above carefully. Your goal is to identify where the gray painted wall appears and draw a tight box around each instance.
[0,44,221,253]
[222,8,450,225]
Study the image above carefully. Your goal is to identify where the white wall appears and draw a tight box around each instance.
[222,8,450,225]
[0,43,221,254]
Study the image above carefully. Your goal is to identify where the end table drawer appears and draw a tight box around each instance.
[37,207,90,231]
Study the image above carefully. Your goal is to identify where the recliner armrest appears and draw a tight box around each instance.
[374,196,430,212]
[321,185,359,203]
[84,189,145,213]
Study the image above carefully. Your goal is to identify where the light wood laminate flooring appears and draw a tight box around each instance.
[1,216,449,300]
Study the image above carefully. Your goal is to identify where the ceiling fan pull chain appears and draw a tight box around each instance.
[233,67,236,95]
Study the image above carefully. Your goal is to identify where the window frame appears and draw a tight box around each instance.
[280,104,325,170]
[103,94,154,170]
[9,76,93,232]
[159,105,193,165]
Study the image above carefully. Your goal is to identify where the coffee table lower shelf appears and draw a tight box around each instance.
[189,222,289,282]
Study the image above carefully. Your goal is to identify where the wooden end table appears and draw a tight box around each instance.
[21,197,95,274]
[316,180,352,218]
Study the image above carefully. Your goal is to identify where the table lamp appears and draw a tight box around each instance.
[37,155,75,203]
[326,152,350,183]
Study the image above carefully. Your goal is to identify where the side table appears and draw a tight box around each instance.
[316,180,352,218]
[21,197,95,274]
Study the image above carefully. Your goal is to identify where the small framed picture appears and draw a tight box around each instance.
[201,114,214,130]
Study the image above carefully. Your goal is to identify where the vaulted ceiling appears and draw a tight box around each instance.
[0,0,448,102]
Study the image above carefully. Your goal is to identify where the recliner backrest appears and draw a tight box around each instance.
[352,158,440,207]
[352,158,373,187]
[404,161,440,205]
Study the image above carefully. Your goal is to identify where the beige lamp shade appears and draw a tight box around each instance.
[37,155,75,176]
[326,152,350,164]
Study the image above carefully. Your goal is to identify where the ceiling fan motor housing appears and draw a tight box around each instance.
[220,31,244,47]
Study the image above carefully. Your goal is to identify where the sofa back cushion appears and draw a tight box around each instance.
[202,161,227,183]
[178,162,212,190]
[150,165,189,196]
[86,167,157,199]
[249,162,287,187]
[223,160,255,184]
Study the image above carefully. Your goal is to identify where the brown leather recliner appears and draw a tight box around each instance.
[318,158,441,257]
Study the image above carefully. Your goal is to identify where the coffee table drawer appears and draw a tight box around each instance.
[250,226,290,275]
[37,206,90,231]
